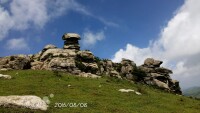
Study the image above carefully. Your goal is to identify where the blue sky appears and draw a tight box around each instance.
[1,0,200,89]
[0,0,183,58]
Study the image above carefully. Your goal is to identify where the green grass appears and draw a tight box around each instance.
[0,70,200,113]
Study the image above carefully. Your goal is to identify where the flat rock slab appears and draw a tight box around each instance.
[119,89,135,93]
[0,74,11,79]
[118,89,142,95]
[0,95,48,111]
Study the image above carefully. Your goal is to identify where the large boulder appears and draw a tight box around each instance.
[120,58,136,80]
[40,49,76,61]
[31,61,43,70]
[42,44,57,52]
[62,33,80,40]
[153,79,169,90]
[79,72,101,78]
[77,51,95,61]
[0,95,48,111]
[155,67,173,75]
[0,74,12,79]
[0,55,31,70]
[110,70,122,79]
[48,57,76,72]
[144,58,163,67]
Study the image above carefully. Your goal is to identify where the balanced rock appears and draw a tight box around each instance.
[62,33,80,50]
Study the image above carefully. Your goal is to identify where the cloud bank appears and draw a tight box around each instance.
[112,0,200,89]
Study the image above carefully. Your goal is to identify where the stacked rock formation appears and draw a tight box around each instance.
[139,58,181,94]
[62,33,80,50]
[0,33,182,94]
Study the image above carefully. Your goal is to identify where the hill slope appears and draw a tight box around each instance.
[183,87,200,99]
[0,70,200,113]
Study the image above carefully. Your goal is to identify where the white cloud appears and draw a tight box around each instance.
[0,0,49,40]
[82,30,105,48]
[0,0,118,41]
[10,0,48,30]
[0,6,14,41]
[112,44,152,65]
[6,38,29,50]
[112,0,200,89]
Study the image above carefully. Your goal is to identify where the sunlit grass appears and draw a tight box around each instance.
[0,70,200,113]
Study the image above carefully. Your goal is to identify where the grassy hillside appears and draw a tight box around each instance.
[183,87,200,99]
[0,70,200,113]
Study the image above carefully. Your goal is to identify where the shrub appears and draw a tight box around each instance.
[114,63,122,72]
[94,56,101,63]
[132,67,147,82]
[75,61,86,71]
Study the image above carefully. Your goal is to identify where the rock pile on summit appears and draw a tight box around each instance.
[0,33,182,94]
[62,33,80,50]
[139,58,181,94]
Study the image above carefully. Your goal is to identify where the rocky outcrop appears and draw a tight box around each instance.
[0,33,182,94]
[0,55,31,70]
[0,95,48,111]
[139,58,181,94]
[120,58,136,80]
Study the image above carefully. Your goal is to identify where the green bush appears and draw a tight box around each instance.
[114,63,122,72]
[132,67,147,82]
[94,56,101,63]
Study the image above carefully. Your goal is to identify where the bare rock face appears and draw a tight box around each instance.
[43,44,57,51]
[121,58,136,80]
[144,58,163,67]
[0,95,48,111]
[110,70,121,79]
[139,58,182,94]
[77,51,95,60]
[0,55,31,70]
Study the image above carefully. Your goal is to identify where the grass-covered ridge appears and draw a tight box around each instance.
[0,70,200,113]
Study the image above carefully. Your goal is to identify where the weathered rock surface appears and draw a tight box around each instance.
[79,72,101,78]
[118,89,142,95]
[0,95,48,111]
[0,74,11,79]
[0,55,31,70]
[62,33,80,50]
[139,58,181,94]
